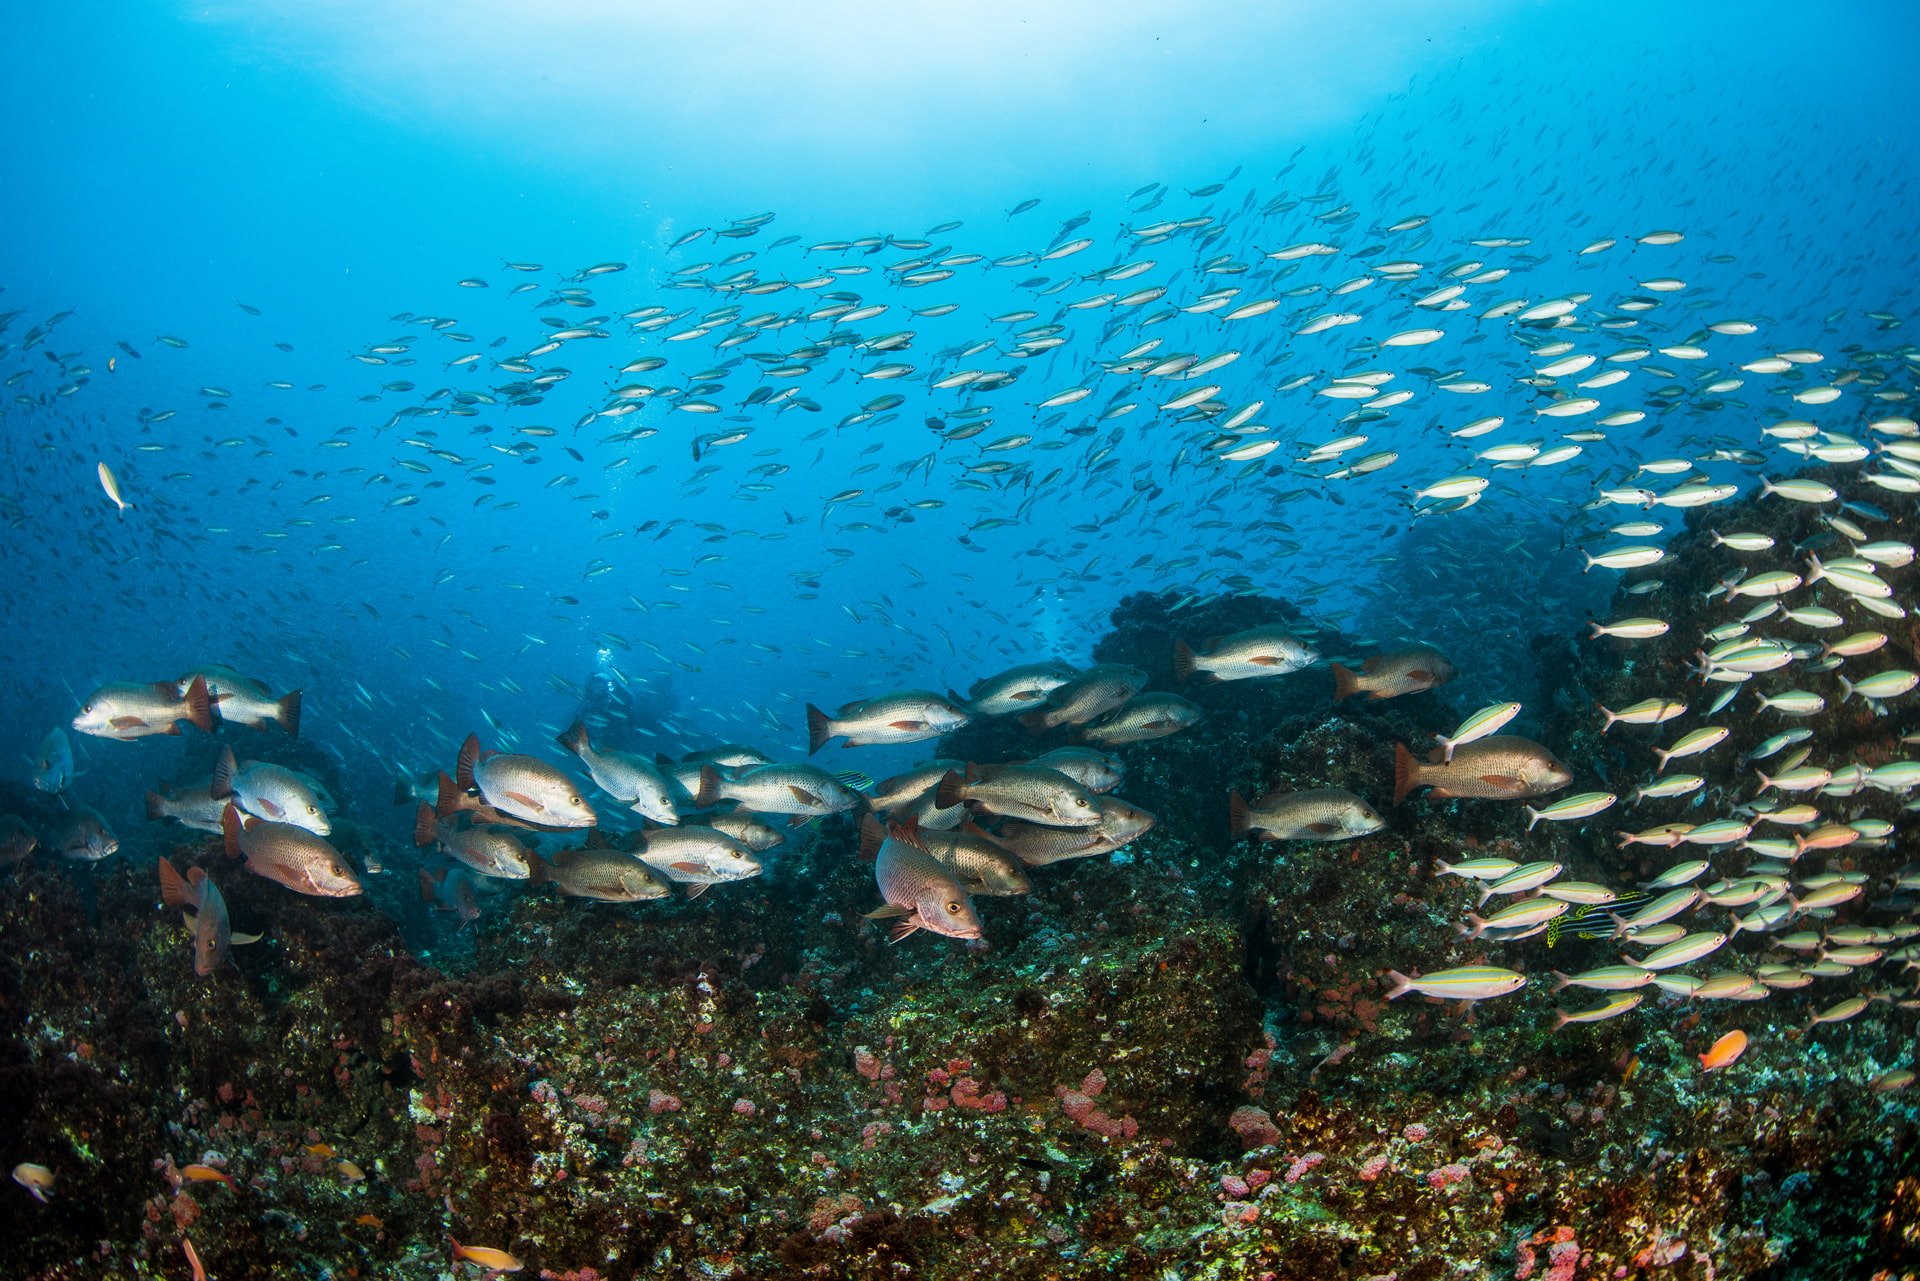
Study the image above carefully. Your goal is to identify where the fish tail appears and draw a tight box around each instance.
[145,789,169,821]
[1016,708,1050,734]
[276,690,302,737]
[694,765,722,809]
[1172,638,1198,683]
[805,704,833,756]
[556,719,590,757]
[858,814,886,860]
[1227,790,1251,837]
[219,804,244,859]
[934,770,968,810]
[1329,663,1360,701]
[392,777,415,807]
[1550,1010,1573,1031]
[1524,807,1543,832]
[182,675,213,733]
[1391,742,1420,806]
[455,734,482,791]
[1383,969,1415,1000]
[433,772,466,819]
[157,856,192,910]
[417,868,439,905]
[211,746,237,800]
[1549,970,1573,994]
[413,803,438,848]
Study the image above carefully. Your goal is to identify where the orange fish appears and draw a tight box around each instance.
[452,1239,524,1272]
[184,1237,206,1281]
[1698,1030,1748,1070]
[304,1144,335,1158]
[355,1214,385,1229]
[181,1164,234,1186]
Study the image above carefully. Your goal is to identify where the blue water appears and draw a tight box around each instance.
[2,0,1917,829]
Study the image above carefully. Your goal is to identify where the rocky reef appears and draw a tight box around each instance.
[5,471,1920,1279]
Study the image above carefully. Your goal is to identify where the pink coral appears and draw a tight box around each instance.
[1358,1152,1391,1181]
[1402,1123,1429,1142]
[1055,1087,1138,1139]
[731,1099,757,1116]
[1426,1162,1471,1190]
[1284,1152,1325,1183]
[646,1089,682,1114]
[949,1078,1007,1113]
[1228,1106,1282,1150]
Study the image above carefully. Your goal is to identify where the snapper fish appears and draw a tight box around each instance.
[858,816,1032,893]
[1392,736,1572,804]
[221,807,362,897]
[863,822,983,943]
[1172,625,1318,683]
[448,733,597,828]
[555,721,678,824]
[1025,747,1124,794]
[72,676,212,740]
[28,728,75,793]
[1229,787,1385,842]
[993,796,1157,865]
[55,806,118,861]
[935,764,1102,827]
[413,806,532,879]
[963,661,1079,717]
[805,689,972,754]
[1082,693,1203,745]
[213,747,331,835]
[1017,664,1148,731]
[633,825,763,895]
[178,665,301,735]
[530,847,669,901]
[157,857,260,976]
[696,761,863,820]
[1330,646,1456,701]
[145,777,227,833]
[419,866,482,923]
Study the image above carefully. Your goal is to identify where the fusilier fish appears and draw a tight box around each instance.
[1435,702,1521,761]
[1524,791,1616,830]
[1172,625,1318,683]
[1383,965,1527,1002]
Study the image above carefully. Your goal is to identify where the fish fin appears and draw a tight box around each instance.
[859,815,886,860]
[211,746,236,800]
[1383,969,1415,1000]
[455,734,481,791]
[1478,774,1525,790]
[787,785,821,807]
[887,918,924,944]
[805,703,833,756]
[886,814,927,852]
[220,804,244,859]
[1550,971,1573,994]
[946,689,969,709]
[275,690,302,737]
[556,720,590,757]
[157,856,192,910]
[1016,708,1050,733]
[787,813,811,827]
[182,676,213,733]
[863,903,912,918]
[1305,821,1339,834]
[886,720,928,733]
[959,820,993,837]
[528,856,553,886]
[1330,663,1360,701]
[1008,690,1042,701]
[413,803,438,848]
[418,868,439,904]
[181,910,198,930]
[668,860,706,874]
[1246,655,1281,666]
[229,931,262,946]
[145,789,169,821]
[502,790,542,811]
[434,772,467,818]
[111,715,146,729]
[934,770,967,810]
[583,828,613,850]
[1172,638,1197,682]
[1227,790,1252,837]
[694,765,721,809]
[1391,743,1421,806]
[392,777,415,806]
[685,881,710,899]
[654,752,677,768]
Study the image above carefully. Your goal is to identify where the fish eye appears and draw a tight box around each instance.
[570,796,582,805]
[946,901,962,914]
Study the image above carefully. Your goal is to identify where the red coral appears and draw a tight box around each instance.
[1228,1106,1282,1150]
[949,1078,1007,1113]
